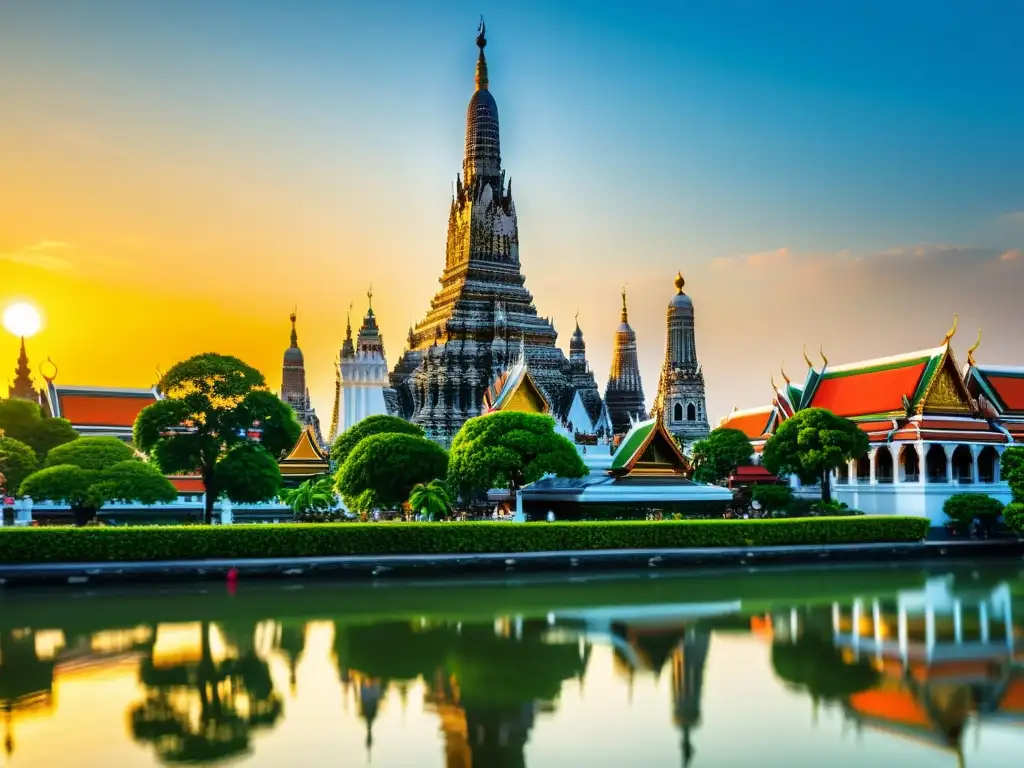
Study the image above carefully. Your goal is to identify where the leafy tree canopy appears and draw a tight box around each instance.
[447,412,587,501]
[216,442,283,505]
[691,427,754,485]
[45,435,135,469]
[330,414,425,467]
[762,408,868,503]
[336,433,448,513]
[0,436,39,494]
[0,397,78,459]
[282,477,335,515]
[1001,446,1024,503]
[133,354,300,522]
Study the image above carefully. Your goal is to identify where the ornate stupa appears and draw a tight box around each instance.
[652,272,710,449]
[389,20,575,443]
[280,312,322,444]
[8,337,38,401]
[567,313,607,432]
[604,287,647,435]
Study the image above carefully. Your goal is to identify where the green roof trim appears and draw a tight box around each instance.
[609,419,656,471]
[819,353,936,381]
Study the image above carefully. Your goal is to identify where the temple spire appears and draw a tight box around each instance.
[8,336,36,400]
[289,309,298,347]
[475,16,488,91]
[620,285,629,323]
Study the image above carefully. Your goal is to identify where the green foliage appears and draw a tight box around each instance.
[751,484,794,511]
[691,428,754,485]
[215,443,283,504]
[447,412,587,500]
[772,632,878,701]
[1001,446,1024,503]
[45,436,135,469]
[336,433,448,513]
[133,353,301,522]
[811,500,862,516]
[408,479,451,521]
[20,465,98,507]
[0,397,78,459]
[943,493,1005,525]
[89,461,179,507]
[329,415,425,467]
[762,408,869,502]
[281,477,336,515]
[1004,503,1024,534]
[0,516,931,563]
[0,436,39,493]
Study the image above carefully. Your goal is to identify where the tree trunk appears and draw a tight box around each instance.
[72,505,97,527]
[202,471,215,525]
[821,468,833,505]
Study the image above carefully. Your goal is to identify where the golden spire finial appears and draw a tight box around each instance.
[771,373,778,391]
[367,284,373,310]
[802,344,813,369]
[780,362,791,385]
[674,271,685,293]
[40,356,58,384]
[620,284,628,322]
[967,329,981,367]
[475,17,489,91]
[941,314,958,346]
[819,343,829,367]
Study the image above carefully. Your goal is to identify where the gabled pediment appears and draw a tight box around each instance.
[609,418,691,477]
[919,352,972,415]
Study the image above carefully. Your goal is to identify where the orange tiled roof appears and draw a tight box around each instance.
[983,375,1024,410]
[890,417,1010,444]
[808,356,934,418]
[849,688,930,728]
[968,366,1024,414]
[49,385,158,428]
[168,476,205,493]
[719,407,773,440]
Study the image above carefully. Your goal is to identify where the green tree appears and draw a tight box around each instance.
[20,437,177,525]
[133,354,301,524]
[1001,446,1024,503]
[0,436,39,494]
[691,428,754,485]
[447,412,587,502]
[281,477,336,515]
[336,433,448,513]
[762,408,868,504]
[408,479,451,521]
[330,414,425,467]
[45,435,135,469]
[0,397,78,459]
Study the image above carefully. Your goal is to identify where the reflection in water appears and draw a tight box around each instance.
[0,566,1021,766]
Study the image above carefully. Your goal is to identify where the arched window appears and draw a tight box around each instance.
[687,403,696,421]
[673,403,683,422]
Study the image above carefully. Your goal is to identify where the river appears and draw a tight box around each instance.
[0,561,1020,767]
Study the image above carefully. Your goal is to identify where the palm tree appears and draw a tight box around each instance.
[407,480,450,521]
[281,477,336,515]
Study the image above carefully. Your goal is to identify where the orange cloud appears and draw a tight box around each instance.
[0,241,75,273]
[1001,248,1022,262]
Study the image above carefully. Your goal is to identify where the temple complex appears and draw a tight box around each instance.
[604,288,647,436]
[332,292,397,442]
[388,21,578,444]
[652,273,710,450]
[718,319,1015,525]
[280,312,322,445]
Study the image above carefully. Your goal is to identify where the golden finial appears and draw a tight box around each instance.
[367,284,373,310]
[674,271,685,293]
[770,373,778,391]
[620,284,628,322]
[780,362,791,385]
[967,329,981,367]
[40,356,58,384]
[802,344,813,369]
[819,343,829,367]
[941,314,958,346]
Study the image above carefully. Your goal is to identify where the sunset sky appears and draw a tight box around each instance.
[2,0,1022,425]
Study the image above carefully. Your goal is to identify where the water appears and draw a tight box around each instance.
[0,562,1021,767]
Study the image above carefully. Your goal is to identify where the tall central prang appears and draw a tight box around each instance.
[391,20,574,442]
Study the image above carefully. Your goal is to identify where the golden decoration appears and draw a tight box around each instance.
[39,356,58,383]
[967,329,981,367]
[941,314,958,346]
[923,365,969,413]
[802,345,814,369]
[819,343,829,367]
[780,362,791,386]
[770,373,778,391]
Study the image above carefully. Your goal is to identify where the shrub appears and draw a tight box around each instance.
[943,493,1004,525]
[330,415,425,468]
[1004,503,1024,535]
[752,484,794,511]
[0,516,930,564]
[336,433,448,513]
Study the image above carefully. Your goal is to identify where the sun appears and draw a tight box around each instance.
[2,302,43,338]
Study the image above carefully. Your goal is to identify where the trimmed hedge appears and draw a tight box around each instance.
[0,516,930,564]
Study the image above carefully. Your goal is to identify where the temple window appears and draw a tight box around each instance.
[673,402,683,422]
[855,454,870,483]
[899,445,920,482]
[874,447,894,483]
[925,444,947,483]
[950,445,973,483]
[687,403,696,421]
[978,446,999,483]
[836,463,849,485]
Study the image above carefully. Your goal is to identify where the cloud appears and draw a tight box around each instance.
[0,241,76,272]
[1001,248,1022,262]
[713,242,1011,273]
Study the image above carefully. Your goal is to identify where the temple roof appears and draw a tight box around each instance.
[609,417,691,477]
[483,342,550,415]
[168,476,205,494]
[966,364,1024,416]
[718,407,774,440]
[278,425,329,477]
[45,383,160,432]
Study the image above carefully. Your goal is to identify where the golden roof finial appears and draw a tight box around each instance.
[40,356,58,384]
[674,271,685,293]
[620,284,628,322]
[941,314,958,346]
[802,344,813,369]
[819,343,829,367]
[780,362,791,386]
[367,284,373,310]
[967,329,981,367]
[770,373,778,391]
